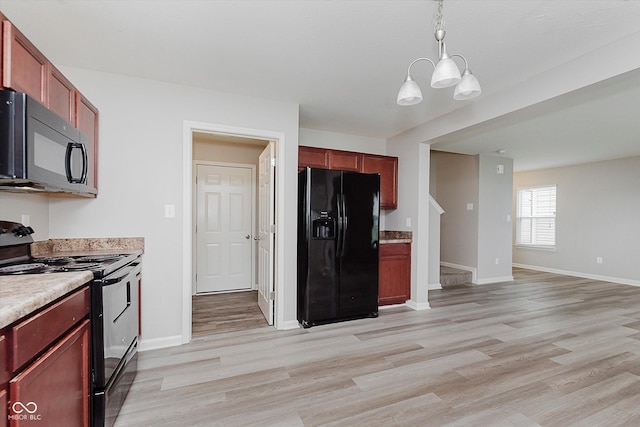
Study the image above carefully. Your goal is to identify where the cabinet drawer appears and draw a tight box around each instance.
[379,242,410,257]
[10,287,89,372]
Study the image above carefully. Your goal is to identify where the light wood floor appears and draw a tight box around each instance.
[115,269,640,426]
[192,290,267,337]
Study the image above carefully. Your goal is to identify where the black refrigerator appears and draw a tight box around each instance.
[298,167,380,327]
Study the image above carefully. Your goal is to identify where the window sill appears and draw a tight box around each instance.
[515,244,557,252]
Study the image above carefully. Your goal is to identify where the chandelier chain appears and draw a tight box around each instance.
[434,0,445,32]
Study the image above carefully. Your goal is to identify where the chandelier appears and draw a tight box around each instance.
[396,0,481,105]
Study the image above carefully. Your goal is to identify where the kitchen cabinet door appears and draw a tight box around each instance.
[47,65,76,124]
[363,154,398,209]
[298,146,329,170]
[329,150,363,172]
[75,92,99,196]
[9,320,90,427]
[1,330,6,427]
[2,20,48,104]
[378,243,411,306]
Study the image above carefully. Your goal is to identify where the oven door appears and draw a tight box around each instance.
[93,263,141,388]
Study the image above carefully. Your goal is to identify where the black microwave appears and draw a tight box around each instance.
[0,89,94,194]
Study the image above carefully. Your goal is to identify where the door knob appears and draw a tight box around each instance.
[245,234,251,239]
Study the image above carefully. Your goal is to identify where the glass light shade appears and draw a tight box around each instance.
[397,76,423,106]
[453,70,481,100]
[431,57,461,88]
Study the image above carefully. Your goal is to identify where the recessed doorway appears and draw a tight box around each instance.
[182,121,283,343]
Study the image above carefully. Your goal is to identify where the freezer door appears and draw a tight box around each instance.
[339,171,380,317]
[298,168,342,325]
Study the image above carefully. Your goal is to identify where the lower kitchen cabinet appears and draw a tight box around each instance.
[378,243,411,306]
[4,286,90,427]
[1,331,6,427]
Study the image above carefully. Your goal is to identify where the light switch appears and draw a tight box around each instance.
[164,204,176,218]
[497,164,505,174]
[405,217,411,227]
[467,203,474,211]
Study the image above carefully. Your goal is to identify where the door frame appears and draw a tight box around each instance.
[183,121,285,343]
[192,160,257,295]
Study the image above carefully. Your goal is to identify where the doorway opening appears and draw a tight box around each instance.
[182,121,283,344]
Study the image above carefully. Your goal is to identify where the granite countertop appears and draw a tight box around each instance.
[379,230,412,244]
[0,237,144,330]
[0,271,93,329]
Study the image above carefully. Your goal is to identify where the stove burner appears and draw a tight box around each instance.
[0,262,47,275]
[61,262,102,271]
[75,255,123,263]
[34,256,76,265]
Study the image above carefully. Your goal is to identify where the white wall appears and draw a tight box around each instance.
[48,66,299,348]
[0,193,50,241]
[477,155,513,283]
[386,141,430,309]
[299,128,386,155]
[513,155,640,285]
[431,151,479,270]
[431,151,513,284]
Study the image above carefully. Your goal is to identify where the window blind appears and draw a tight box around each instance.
[517,185,556,246]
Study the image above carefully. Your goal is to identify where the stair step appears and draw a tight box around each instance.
[440,266,472,287]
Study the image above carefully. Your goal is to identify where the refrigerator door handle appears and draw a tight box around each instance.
[341,194,348,257]
[336,194,343,257]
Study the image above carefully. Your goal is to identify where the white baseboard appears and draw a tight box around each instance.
[406,299,431,311]
[429,282,443,290]
[280,320,301,330]
[513,263,640,287]
[473,275,515,285]
[138,335,183,352]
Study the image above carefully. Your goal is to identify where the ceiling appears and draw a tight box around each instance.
[2,0,640,171]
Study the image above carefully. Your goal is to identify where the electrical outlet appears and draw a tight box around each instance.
[495,258,500,265]
[21,214,30,226]
[596,256,603,264]
[467,203,474,211]
[164,204,176,218]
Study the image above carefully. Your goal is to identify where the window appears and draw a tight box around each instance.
[516,185,556,247]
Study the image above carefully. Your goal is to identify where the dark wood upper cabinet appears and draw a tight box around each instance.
[76,92,99,195]
[48,65,77,124]
[298,146,398,209]
[363,154,398,209]
[2,20,47,104]
[329,150,363,172]
[0,14,99,197]
[298,146,330,169]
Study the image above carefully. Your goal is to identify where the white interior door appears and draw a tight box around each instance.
[196,163,253,293]
[257,142,275,325]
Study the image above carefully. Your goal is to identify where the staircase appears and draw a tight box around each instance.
[440,266,472,287]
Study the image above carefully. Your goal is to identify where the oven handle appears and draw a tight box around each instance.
[100,266,135,286]
[113,280,132,324]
